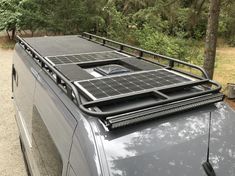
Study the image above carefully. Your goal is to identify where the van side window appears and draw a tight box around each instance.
[32,106,63,176]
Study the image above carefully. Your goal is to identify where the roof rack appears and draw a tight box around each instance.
[82,32,209,80]
[16,33,224,129]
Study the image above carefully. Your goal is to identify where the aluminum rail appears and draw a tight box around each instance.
[16,36,81,105]
[82,32,209,79]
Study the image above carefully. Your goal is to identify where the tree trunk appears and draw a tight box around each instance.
[203,0,221,79]
[31,30,34,37]
[11,27,16,40]
[6,30,10,40]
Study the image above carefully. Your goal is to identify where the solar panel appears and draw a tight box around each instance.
[45,51,128,65]
[75,69,192,100]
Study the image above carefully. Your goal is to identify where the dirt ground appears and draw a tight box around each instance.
[0,48,27,175]
[214,47,235,110]
[225,98,235,110]
[214,47,235,89]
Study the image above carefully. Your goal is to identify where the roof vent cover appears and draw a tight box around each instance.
[94,64,130,75]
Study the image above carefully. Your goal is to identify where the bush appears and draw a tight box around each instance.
[103,1,129,42]
[132,25,203,65]
[228,35,235,47]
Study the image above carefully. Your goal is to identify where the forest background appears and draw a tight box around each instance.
[0,0,234,86]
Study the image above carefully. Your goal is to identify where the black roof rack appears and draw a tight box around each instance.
[82,32,209,80]
[16,33,224,129]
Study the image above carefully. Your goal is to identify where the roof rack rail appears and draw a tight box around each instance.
[16,36,81,103]
[16,34,224,129]
[82,32,209,80]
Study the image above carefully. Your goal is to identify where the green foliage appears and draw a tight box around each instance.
[133,25,203,64]
[103,1,129,42]
[0,0,20,38]
[218,1,235,46]
[0,0,233,65]
[228,36,235,47]
[17,0,44,35]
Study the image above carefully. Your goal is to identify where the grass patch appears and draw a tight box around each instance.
[0,36,16,49]
[214,47,235,91]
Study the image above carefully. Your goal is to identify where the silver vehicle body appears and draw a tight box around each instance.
[12,35,235,176]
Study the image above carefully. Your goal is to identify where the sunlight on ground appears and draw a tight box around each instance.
[214,47,235,91]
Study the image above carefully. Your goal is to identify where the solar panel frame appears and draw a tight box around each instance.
[74,69,194,100]
[45,51,130,66]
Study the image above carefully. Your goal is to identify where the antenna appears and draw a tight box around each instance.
[207,112,212,162]
[202,112,216,176]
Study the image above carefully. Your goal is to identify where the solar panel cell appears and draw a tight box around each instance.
[75,69,192,100]
[67,56,78,62]
[46,51,127,65]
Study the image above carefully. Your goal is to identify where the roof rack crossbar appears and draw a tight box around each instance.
[107,93,224,128]
[82,32,209,79]
[107,93,224,122]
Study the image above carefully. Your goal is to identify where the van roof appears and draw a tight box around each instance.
[17,33,224,129]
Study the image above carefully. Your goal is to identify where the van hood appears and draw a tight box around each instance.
[92,102,235,176]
